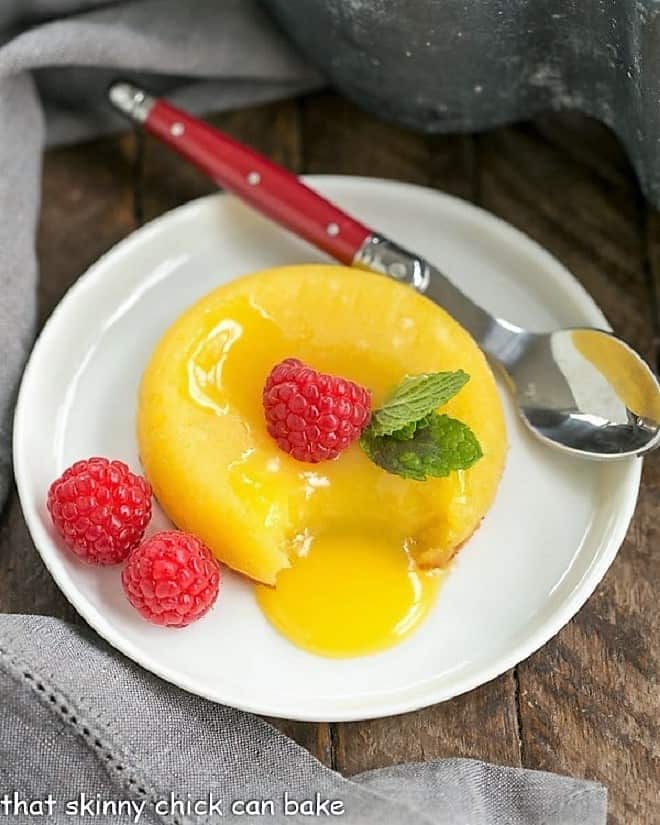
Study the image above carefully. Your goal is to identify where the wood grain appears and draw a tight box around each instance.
[333,682,522,776]
[477,113,659,825]
[0,489,78,622]
[37,133,138,324]
[300,92,522,776]
[477,116,654,358]
[300,91,476,201]
[645,211,660,373]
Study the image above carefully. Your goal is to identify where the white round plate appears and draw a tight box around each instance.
[15,178,641,721]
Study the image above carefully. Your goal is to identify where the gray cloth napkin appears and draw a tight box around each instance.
[0,615,607,825]
[0,3,607,823]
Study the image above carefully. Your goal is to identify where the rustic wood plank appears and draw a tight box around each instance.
[37,133,138,324]
[532,112,637,190]
[300,91,475,200]
[333,679,522,775]
[300,91,521,775]
[644,211,660,372]
[478,115,653,358]
[478,112,659,825]
[0,132,138,622]
[0,488,78,621]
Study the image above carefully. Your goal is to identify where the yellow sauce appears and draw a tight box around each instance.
[572,330,660,422]
[256,532,442,658]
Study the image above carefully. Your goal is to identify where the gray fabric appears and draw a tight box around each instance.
[0,3,607,823]
[0,615,607,824]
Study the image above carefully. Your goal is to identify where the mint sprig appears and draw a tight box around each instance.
[360,370,483,481]
[370,371,469,437]
[361,414,483,481]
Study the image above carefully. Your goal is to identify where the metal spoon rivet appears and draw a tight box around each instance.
[388,261,408,280]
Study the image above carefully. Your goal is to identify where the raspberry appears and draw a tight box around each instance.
[47,457,152,565]
[122,531,220,627]
[263,358,371,462]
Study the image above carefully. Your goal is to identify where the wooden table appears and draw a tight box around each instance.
[1,92,657,824]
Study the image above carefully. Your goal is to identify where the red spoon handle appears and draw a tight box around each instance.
[145,99,371,263]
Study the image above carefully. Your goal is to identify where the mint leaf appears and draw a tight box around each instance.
[359,369,482,481]
[388,413,434,441]
[361,414,483,481]
[371,371,470,437]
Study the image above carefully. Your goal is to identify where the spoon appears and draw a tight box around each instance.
[109,82,660,460]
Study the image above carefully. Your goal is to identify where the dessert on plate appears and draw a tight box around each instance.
[135,264,507,656]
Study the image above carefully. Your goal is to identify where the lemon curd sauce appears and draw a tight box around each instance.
[256,532,443,657]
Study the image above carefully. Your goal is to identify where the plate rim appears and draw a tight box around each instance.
[14,177,642,721]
